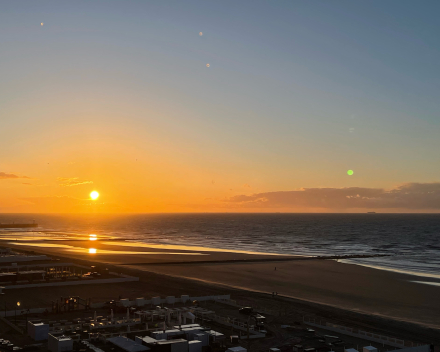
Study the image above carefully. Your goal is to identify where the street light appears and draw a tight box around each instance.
[15,302,20,325]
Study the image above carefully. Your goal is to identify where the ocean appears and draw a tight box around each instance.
[1,213,439,279]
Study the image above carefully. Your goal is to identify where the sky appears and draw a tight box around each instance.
[1,0,440,213]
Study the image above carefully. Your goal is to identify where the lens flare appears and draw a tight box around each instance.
[89,234,97,241]
[347,170,354,176]
[206,63,210,68]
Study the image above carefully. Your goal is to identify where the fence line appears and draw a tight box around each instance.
[2,294,231,317]
[303,316,425,348]
[218,298,281,316]
[94,294,231,309]
[3,276,139,290]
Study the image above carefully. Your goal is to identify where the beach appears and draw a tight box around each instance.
[130,259,440,329]
[1,234,439,337]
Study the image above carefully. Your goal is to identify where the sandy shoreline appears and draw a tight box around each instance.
[1,235,439,333]
[130,259,440,329]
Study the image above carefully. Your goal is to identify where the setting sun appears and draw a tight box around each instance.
[90,191,99,200]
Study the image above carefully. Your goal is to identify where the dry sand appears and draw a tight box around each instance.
[129,259,440,329]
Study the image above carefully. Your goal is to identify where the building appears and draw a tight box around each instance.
[188,341,202,352]
[363,347,378,352]
[28,321,50,341]
[108,336,150,352]
[151,339,188,352]
[47,334,73,352]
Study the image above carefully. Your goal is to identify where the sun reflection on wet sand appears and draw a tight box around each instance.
[0,231,297,256]
[7,242,74,248]
[0,231,115,241]
[7,242,207,255]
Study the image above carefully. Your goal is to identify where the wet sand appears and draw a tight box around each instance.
[2,238,295,264]
[1,236,439,332]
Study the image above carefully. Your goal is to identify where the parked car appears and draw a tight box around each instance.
[239,307,254,315]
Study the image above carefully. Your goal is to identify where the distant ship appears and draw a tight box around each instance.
[0,220,38,228]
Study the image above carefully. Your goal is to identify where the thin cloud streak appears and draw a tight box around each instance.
[57,177,93,187]
[225,183,440,210]
[0,172,30,179]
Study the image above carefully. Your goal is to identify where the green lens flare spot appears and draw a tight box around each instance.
[347,170,354,176]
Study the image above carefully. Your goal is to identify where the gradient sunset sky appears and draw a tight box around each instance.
[1,1,440,213]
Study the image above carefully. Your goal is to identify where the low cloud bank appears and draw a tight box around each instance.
[225,183,440,210]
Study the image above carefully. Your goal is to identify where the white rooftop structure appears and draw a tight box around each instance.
[151,329,186,340]
[151,296,161,305]
[155,339,188,352]
[107,336,150,352]
[120,298,131,307]
[363,347,378,352]
[194,332,209,347]
[174,324,201,329]
[226,347,247,352]
[28,321,49,341]
[207,330,224,340]
[48,334,73,352]
[181,327,203,337]
[135,336,158,345]
[188,340,202,352]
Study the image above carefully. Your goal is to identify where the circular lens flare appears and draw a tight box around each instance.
[347,170,354,176]
[90,191,99,200]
